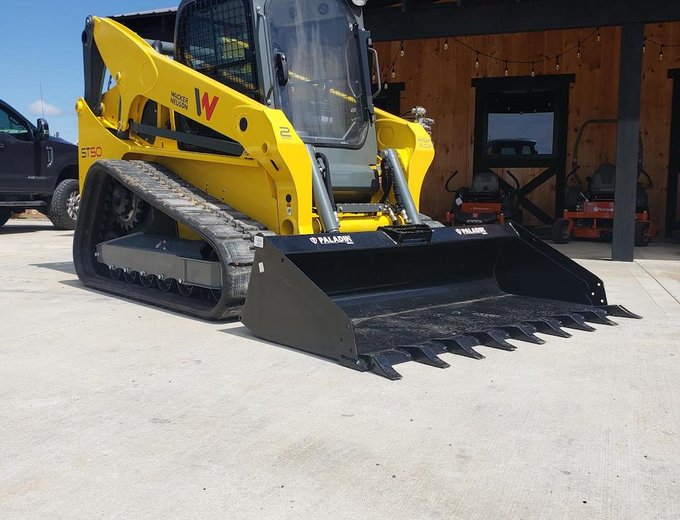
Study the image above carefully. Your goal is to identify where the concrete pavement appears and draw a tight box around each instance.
[1,219,679,519]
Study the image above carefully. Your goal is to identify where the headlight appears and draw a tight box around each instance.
[351,0,367,6]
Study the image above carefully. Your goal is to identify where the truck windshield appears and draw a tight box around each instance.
[267,0,368,147]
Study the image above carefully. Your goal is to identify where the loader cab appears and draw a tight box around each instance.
[266,0,371,147]
[174,0,379,203]
[265,0,379,202]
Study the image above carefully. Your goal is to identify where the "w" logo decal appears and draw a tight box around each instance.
[195,88,219,121]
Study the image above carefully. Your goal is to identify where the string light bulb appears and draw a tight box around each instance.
[659,46,664,61]
[381,27,605,82]
[642,38,646,53]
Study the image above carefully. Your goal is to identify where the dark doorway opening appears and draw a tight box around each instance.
[373,82,405,115]
[666,69,680,239]
[472,75,573,224]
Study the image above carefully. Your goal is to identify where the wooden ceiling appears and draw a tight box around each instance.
[112,0,680,43]
[364,0,680,40]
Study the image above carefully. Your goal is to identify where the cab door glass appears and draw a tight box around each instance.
[0,107,32,142]
[266,0,369,147]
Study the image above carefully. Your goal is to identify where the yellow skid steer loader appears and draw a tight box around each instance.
[73,0,638,379]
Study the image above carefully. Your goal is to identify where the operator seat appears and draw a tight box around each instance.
[587,162,649,211]
[468,171,501,200]
[588,163,616,199]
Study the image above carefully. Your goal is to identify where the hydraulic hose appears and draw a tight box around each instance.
[307,145,340,233]
[380,149,421,225]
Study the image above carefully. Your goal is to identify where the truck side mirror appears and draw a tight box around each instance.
[36,118,50,140]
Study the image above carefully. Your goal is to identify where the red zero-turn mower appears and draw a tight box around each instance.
[552,120,654,246]
[445,169,522,225]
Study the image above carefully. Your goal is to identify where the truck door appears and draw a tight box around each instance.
[0,104,40,193]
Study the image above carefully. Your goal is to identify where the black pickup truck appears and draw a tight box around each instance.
[0,99,79,229]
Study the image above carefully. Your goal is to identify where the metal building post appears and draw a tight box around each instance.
[612,23,644,261]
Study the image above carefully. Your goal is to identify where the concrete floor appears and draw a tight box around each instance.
[1,219,679,520]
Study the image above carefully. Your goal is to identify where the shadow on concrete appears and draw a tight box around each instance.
[553,240,680,262]
[219,324,346,369]
[59,279,85,289]
[220,325,262,343]
[32,261,76,274]
[0,223,54,234]
[58,278,235,324]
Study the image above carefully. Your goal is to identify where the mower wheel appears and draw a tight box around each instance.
[551,218,571,244]
[634,221,650,247]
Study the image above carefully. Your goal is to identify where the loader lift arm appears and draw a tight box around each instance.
[79,15,314,235]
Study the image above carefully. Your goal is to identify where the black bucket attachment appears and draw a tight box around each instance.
[240,223,640,379]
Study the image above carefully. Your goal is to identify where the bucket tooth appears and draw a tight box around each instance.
[339,356,370,372]
[436,335,485,360]
[527,318,572,338]
[575,308,617,326]
[499,324,545,345]
[402,344,450,369]
[601,304,642,319]
[553,313,596,332]
[360,350,411,380]
[469,329,516,351]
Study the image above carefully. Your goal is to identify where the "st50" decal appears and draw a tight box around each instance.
[80,146,103,159]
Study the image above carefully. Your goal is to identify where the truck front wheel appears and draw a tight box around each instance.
[48,178,79,230]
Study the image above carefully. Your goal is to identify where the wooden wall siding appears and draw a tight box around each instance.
[642,23,680,231]
[375,22,680,233]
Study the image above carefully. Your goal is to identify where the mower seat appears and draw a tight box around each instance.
[468,171,500,199]
[587,162,649,211]
[448,169,522,225]
[589,163,616,199]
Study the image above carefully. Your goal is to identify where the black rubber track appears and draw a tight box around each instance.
[73,160,268,320]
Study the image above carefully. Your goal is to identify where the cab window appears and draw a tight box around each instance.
[0,106,32,141]
[176,0,259,100]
